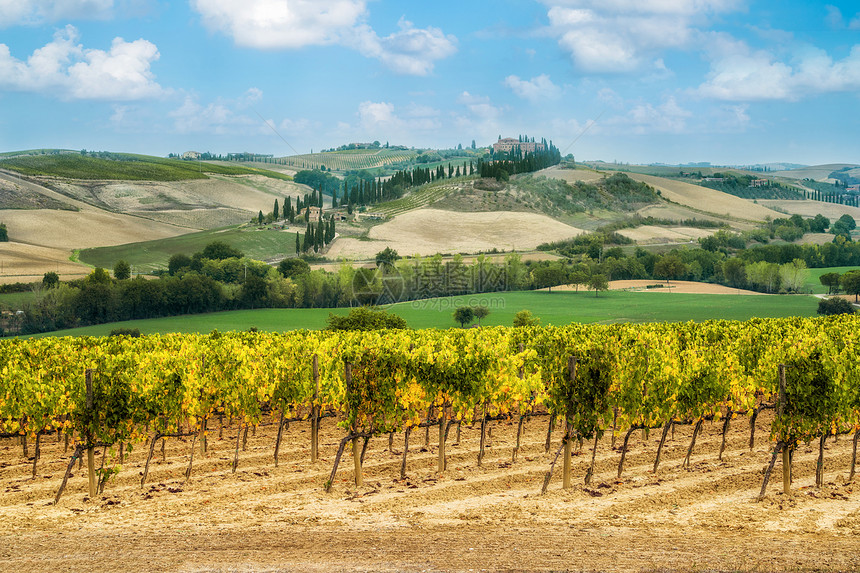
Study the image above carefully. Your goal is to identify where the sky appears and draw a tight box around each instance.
[1,1,860,165]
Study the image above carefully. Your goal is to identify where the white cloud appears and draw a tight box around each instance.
[0,0,115,26]
[0,25,162,100]
[169,91,271,135]
[541,0,741,73]
[504,74,561,101]
[457,91,502,120]
[697,43,860,101]
[825,5,844,28]
[604,96,692,134]
[357,100,440,131]
[191,1,456,75]
[191,0,366,49]
[349,18,457,76]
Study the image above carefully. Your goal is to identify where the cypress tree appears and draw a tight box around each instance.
[273,199,280,220]
[295,232,300,253]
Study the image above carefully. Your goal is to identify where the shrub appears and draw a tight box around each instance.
[817,297,856,316]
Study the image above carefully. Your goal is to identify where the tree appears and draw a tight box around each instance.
[0,223,7,242]
[817,297,856,316]
[453,306,474,327]
[258,210,264,225]
[42,271,60,289]
[241,274,269,309]
[653,255,688,283]
[273,199,280,220]
[588,273,609,297]
[375,247,401,270]
[819,272,842,295]
[473,305,490,326]
[721,258,746,289]
[841,270,860,302]
[201,241,244,260]
[326,306,408,330]
[113,260,131,280]
[88,267,111,284]
[166,253,191,276]
[532,265,567,292]
[295,232,301,254]
[809,214,830,233]
[513,309,540,327]
[278,258,311,279]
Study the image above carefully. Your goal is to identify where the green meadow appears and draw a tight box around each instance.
[78,226,302,273]
[29,289,819,338]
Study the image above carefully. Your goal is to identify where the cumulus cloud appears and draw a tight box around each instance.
[170,90,273,135]
[504,74,561,101]
[357,100,440,131]
[349,18,457,76]
[0,0,115,26]
[541,0,741,73]
[0,25,162,100]
[191,1,456,75]
[697,43,860,101]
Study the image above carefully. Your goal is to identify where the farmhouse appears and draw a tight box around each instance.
[492,137,546,154]
[303,206,323,220]
[181,151,202,160]
[749,179,769,187]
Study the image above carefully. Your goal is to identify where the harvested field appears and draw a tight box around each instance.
[129,207,254,229]
[540,166,606,183]
[625,174,781,222]
[2,408,859,572]
[327,209,584,258]
[617,225,715,244]
[0,208,188,250]
[0,242,91,283]
[545,279,765,295]
[758,199,860,221]
[38,175,305,216]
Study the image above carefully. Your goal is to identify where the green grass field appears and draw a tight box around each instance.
[29,289,819,338]
[0,292,38,308]
[0,152,293,182]
[78,226,303,272]
[804,266,860,294]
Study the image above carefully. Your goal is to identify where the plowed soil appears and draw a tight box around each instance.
[2,409,860,572]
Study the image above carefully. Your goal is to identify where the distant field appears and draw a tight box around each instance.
[78,225,303,272]
[758,200,860,221]
[625,174,781,222]
[30,289,818,337]
[0,153,293,182]
[274,149,419,172]
[804,266,860,294]
[328,208,584,258]
[773,164,859,182]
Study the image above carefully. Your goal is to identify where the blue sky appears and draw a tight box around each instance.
[1,1,859,165]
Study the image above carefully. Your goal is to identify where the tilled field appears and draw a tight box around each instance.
[2,409,860,572]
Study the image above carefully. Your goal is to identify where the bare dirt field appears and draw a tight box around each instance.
[0,242,91,283]
[758,200,860,222]
[546,280,766,295]
[327,209,584,258]
[2,409,860,572]
[625,174,781,222]
[617,226,715,244]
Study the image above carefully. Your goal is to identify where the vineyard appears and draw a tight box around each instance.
[2,316,860,505]
[267,150,419,172]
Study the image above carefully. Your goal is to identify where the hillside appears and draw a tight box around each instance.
[773,163,860,182]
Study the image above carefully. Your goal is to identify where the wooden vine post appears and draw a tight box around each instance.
[85,369,97,499]
[778,364,790,495]
[311,354,320,463]
[562,356,577,490]
[345,362,362,487]
[437,402,447,473]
